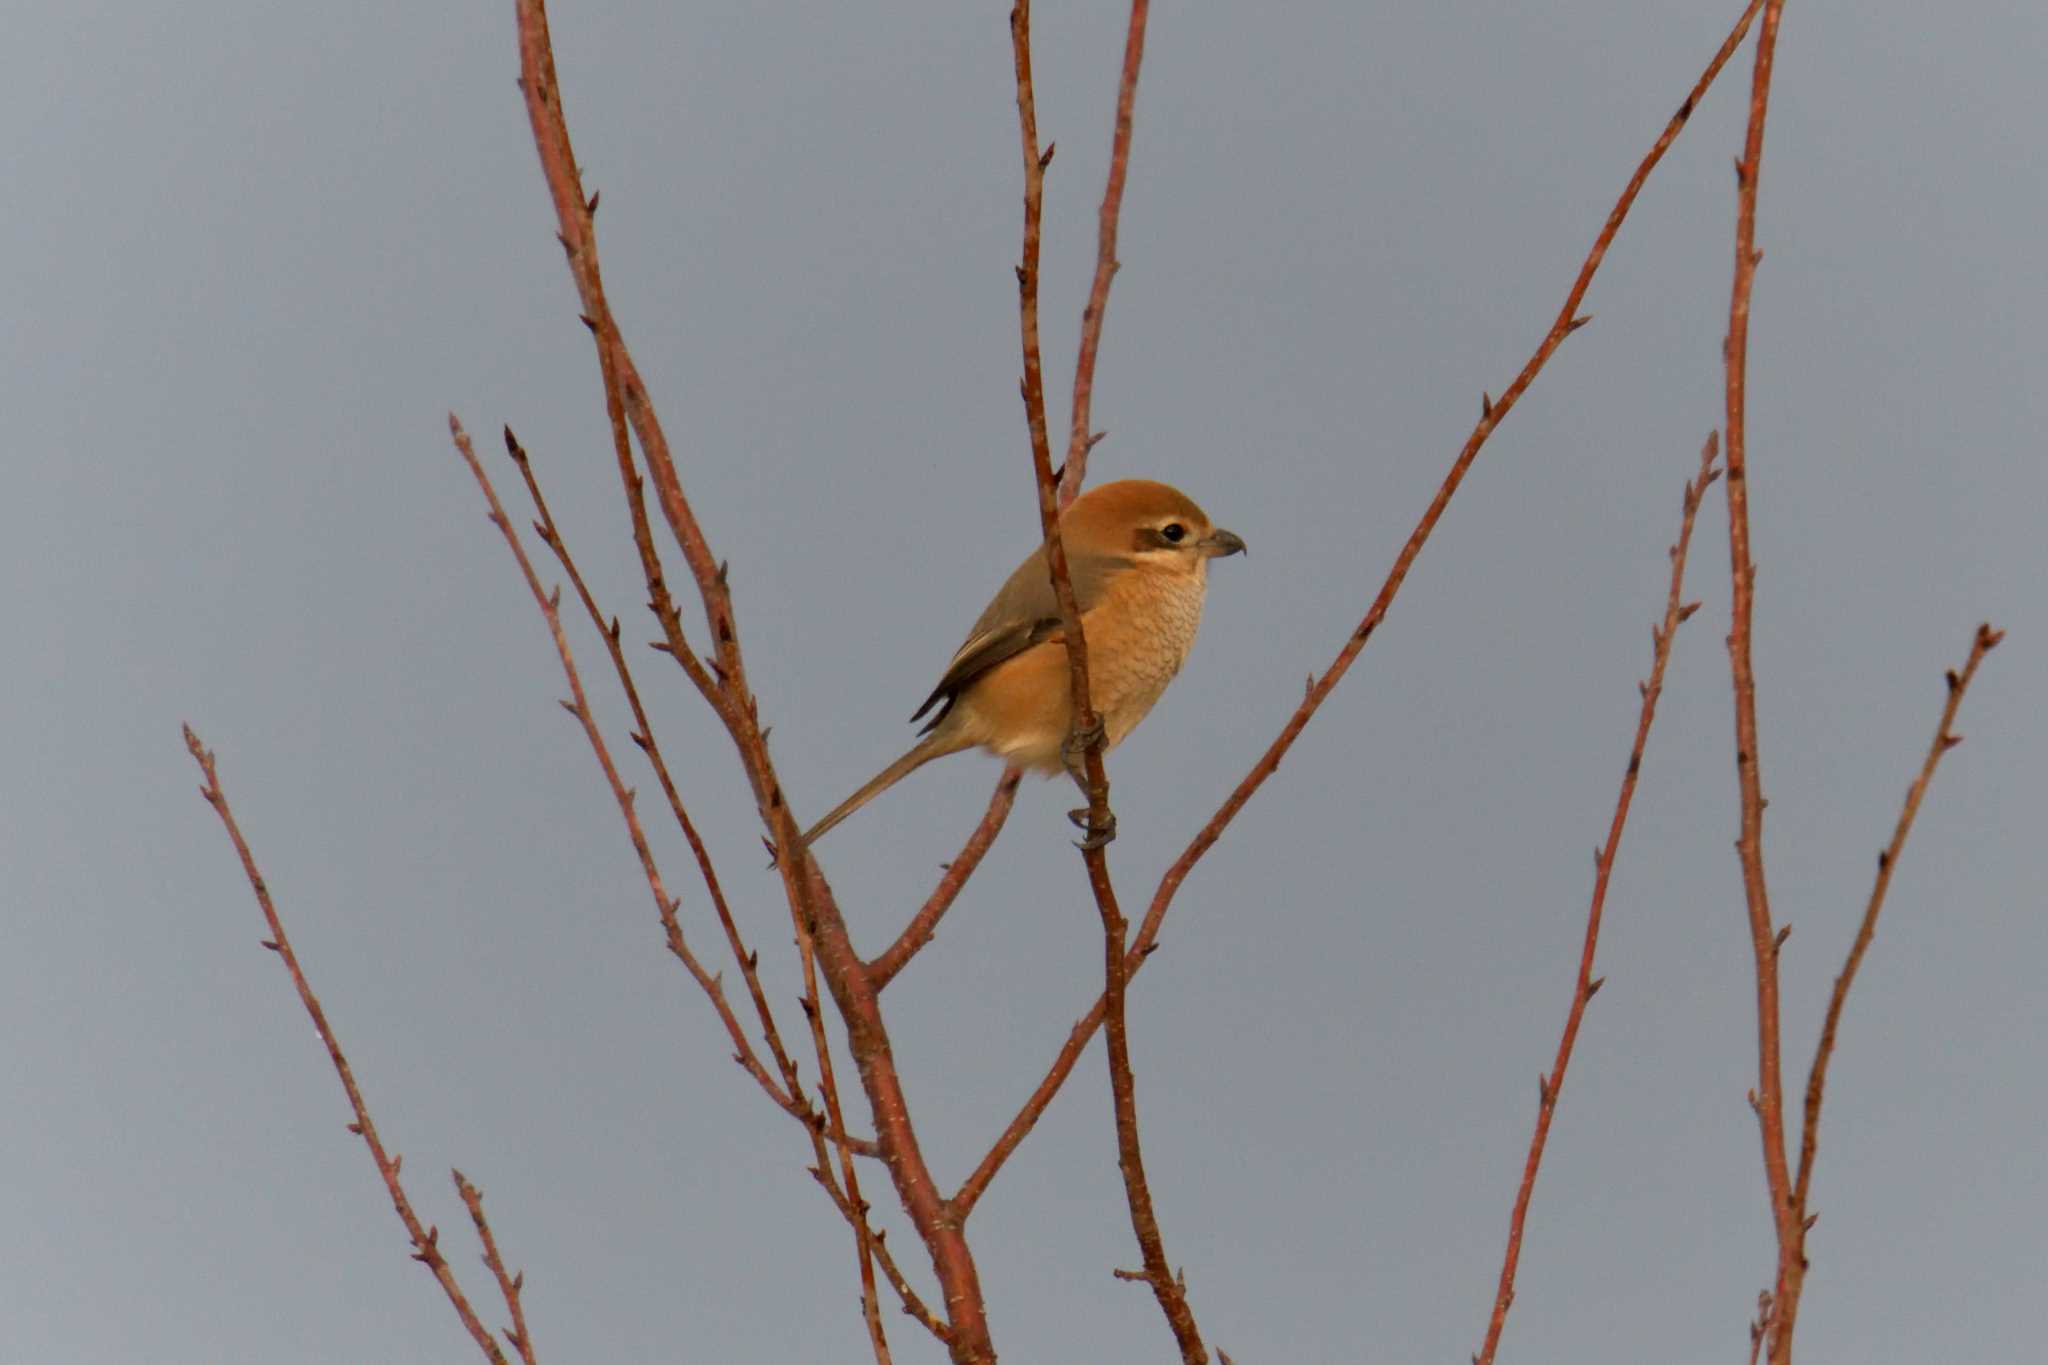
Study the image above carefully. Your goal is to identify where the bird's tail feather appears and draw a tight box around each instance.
[801,733,961,848]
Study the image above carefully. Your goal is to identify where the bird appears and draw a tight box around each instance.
[801,478,1245,849]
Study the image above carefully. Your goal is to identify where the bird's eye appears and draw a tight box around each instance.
[1160,523,1187,543]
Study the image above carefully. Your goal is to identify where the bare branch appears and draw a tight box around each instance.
[183,727,512,1365]
[1715,4,1798,1358]
[1792,627,2001,1220]
[1473,435,1721,1364]
[498,427,872,1149]
[809,1166,950,1342]
[869,770,1023,991]
[454,1171,538,1365]
[1058,0,1151,503]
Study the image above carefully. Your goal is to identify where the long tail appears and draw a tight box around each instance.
[801,732,963,848]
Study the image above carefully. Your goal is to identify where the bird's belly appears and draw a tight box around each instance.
[957,572,1206,771]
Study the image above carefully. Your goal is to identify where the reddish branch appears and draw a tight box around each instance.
[1743,627,2002,1365]
[521,338,921,1365]
[1794,622,2004,1210]
[959,0,1769,1214]
[455,1171,538,1365]
[1473,436,1721,1365]
[1057,0,1151,505]
[514,5,989,1355]
[1010,2,1207,1360]
[182,727,514,1365]
[795,922,893,1364]
[500,427,867,1149]
[869,770,1022,990]
[1716,1,1803,1355]
[1718,8,2002,1358]
[463,420,951,1351]
[455,418,797,1131]
[501,427,957,1358]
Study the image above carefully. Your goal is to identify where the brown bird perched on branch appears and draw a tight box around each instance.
[801,478,1245,848]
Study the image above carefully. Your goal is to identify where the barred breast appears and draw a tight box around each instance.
[1093,560,1209,749]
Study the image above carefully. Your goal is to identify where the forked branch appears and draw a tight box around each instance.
[184,727,514,1365]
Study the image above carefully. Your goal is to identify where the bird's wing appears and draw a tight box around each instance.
[909,542,1130,728]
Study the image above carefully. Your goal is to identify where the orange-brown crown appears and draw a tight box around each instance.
[1062,479,1216,554]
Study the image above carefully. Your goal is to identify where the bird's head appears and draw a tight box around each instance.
[1062,478,1246,571]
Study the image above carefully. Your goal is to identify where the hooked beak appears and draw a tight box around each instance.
[1200,527,1247,559]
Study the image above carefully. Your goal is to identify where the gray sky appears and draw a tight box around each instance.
[7,2,2043,1362]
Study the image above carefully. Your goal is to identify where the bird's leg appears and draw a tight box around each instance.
[1062,718,1116,849]
[1060,716,1107,780]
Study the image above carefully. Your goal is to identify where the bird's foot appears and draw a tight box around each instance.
[1068,804,1118,851]
[1060,718,1108,781]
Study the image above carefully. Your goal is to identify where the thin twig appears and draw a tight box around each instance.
[1093,863,1204,1362]
[958,0,1768,1215]
[499,427,895,1352]
[504,429,880,1157]
[1795,622,2003,1207]
[1716,3,1798,1358]
[444,419,723,1111]
[869,770,1023,991]
[1010,0,1060,508]
[1473,435,1721,1365]
[809,1166,950,1341]
[454,1171,539,1365]
[1057,0,1151,502]
[1786,626,1998,1299]
[791,924,892,1365]
[1749,1291,1774,1365]
[182,727,511,1365]
[498,427,866,1144]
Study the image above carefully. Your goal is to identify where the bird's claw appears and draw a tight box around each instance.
[1068,805,1117,851]
[1060,719,1108,779]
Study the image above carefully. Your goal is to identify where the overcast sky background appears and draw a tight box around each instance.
[7,2,2043,1362]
